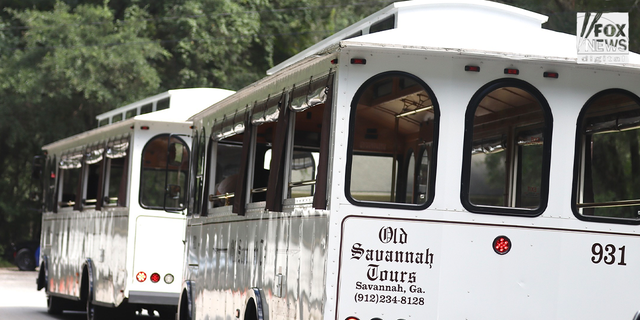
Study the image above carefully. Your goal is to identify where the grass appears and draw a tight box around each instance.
[0,257,14,268]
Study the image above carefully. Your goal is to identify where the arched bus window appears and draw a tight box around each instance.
[574,90,640,223]
[210,114,245,210]
[462,79,552,215]
[286,74,333,201]
[140,134,189,210]
[104,137,129,207]
[82,143,104,209]
[58,151,83,209]
[346,72,439,208]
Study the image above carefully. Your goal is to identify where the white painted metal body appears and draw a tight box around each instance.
[39,88,234,313]
[182,1,640,320]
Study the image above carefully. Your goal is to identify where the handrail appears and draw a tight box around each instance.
[577,199,640,209]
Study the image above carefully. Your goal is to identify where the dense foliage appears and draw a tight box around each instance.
[0,0,638,257]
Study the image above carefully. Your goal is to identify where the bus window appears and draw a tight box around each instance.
[83,146,103,208]
[405,149,416,203]
[58,152,82,208]
[347,72,438,207]
[287,77,328,199]
[575,90,640,222]
[213,137,243,207]
[462,80,552,214]
[140,134,189,210]
[250,96,282,203]
[104,139,129,207]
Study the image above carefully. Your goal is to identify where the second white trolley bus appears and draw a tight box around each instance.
[178,1,640,320]
[36,88,233,320]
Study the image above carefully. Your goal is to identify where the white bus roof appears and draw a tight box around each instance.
[267,0,640,75]
[44,88,234,151]
[96,88,234,125]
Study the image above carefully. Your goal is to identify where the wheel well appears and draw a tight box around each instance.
[80,266,89,303]
[179,290,191,320]
[36,262,47,290]
[244,298,257,320]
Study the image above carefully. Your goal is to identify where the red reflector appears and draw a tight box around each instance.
[543,71,559,79]
[331,59,338,65]
[150,273,161,283]
[465,65,480,72]
[345,317,360,320]
[141,126,150,130]
[504,68,519,75]
[493,236,511,255]
[350,58,366,65]
[136,272,147,282]
[50,172,56,179]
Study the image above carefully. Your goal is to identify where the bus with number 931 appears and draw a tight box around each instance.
[176,1,640,320]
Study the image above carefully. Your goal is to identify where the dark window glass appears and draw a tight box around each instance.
[141,103,153,115]
[213,138,244,207]
[140,135,189,210]
[156,98,170,111]
[98,119,109,127]
[347,72,438,207]
[125,109,137,119]
[463,81,551,214]
[251,122,276,202]
[112,114,123,123]
[370,15,395,34]
[575,91,640,221]
[59,168,80,208]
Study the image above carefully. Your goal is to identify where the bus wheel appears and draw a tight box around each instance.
[46,294,64,315]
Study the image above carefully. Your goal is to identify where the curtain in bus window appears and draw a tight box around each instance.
[467,85,547,210]
[577,91,640,220]
[348,73,437,205]
[140,135,189,210]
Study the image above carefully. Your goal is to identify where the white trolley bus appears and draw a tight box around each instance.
[36,88,233,319]
[178,1,640,320]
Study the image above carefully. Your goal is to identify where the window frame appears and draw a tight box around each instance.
[138,133,190,211]
[344,71,440,210]
[460,78,553,217]
[571,88,640,225]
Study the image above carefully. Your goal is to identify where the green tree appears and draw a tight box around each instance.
[0,1,166,253]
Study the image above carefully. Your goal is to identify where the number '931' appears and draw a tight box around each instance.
[591,243,626,266]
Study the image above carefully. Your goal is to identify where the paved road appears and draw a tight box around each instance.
[0,267,169,320]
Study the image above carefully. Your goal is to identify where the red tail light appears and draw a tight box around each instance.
[150,273,161,283]
[136,271,147,282]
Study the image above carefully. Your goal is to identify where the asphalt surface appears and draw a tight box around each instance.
[0,267,166,320]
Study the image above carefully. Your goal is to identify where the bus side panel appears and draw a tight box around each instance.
[93,208,129,306]
[336,215,640,320]
[190,211,329,320]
